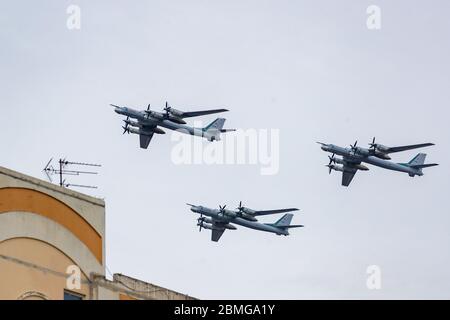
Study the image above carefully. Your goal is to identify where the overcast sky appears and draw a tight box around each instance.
[1,0,449,299]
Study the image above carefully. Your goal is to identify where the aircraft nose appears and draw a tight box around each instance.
[321,145,327,151]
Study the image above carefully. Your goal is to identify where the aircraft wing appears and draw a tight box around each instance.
[253,208,299,216]
[180,109,228,118]
[385,143,434,154]
[211,228,225,242]
[138,124,156,149]
[139,133,154,149]
[341,157,359,187]
[342,169,357,187]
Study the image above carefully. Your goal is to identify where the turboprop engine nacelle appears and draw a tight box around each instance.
[329,164,345,172]
[165,108,187,124]
[124,119,140,127]
[353,147,371,156]
[222,209,238,218]
[373,150,391,160]
[168,116,186,125]
[198,222,236,231]
[330,164,369,172]
[241,214,257,222]
[354,164,369,171]
[374,144,389,153]
[353,146,389,160]
[223,223,237,230]
[199,217,214,224]
[167,108,184,117]
[198,222,215,230]
[238,208,258,222]
[128,127,165,135]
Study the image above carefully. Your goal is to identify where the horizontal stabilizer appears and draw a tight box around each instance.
[399,153,438,171]
[275,224,304,229]
[410,163,439,169]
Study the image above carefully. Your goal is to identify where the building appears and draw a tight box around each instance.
[0,166,195,300]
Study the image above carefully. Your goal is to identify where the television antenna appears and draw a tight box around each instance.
[43,158,101,189]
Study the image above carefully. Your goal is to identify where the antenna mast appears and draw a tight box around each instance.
[43,158,101,189]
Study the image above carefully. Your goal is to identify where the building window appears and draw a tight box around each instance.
[64,290,84,300]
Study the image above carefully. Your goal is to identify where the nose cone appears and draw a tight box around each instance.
[321,145,328,151]
[189,205,200,213]
[114,107,122,114]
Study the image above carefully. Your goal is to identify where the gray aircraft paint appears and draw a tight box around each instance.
[319,142,438,187]
[188,204,302,241]
[114,105,228,142]
[321,144,426,176]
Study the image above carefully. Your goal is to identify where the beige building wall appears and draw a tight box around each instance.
[0,238,90,300]
[0,166,105,300]
[0,166,195,300]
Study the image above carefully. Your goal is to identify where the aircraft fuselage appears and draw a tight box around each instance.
[115,106,206,138]
[321,144,422,176]
[190,206,289,236]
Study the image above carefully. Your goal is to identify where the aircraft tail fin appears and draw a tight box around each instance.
[405,153,439,168]
[269,214,304,230]
[408,153,427,166]
[203,118,226,132]
[399,153,439,174]
[202,118,234,141]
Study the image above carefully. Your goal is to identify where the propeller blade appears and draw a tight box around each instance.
[198,213,203,232]
[369,137,377,150]
[219,205,227,213]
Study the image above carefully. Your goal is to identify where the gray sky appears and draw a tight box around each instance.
[1,0,449,299]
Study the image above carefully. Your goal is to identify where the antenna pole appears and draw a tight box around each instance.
[59,159,63,187]
[43,158,101,190]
